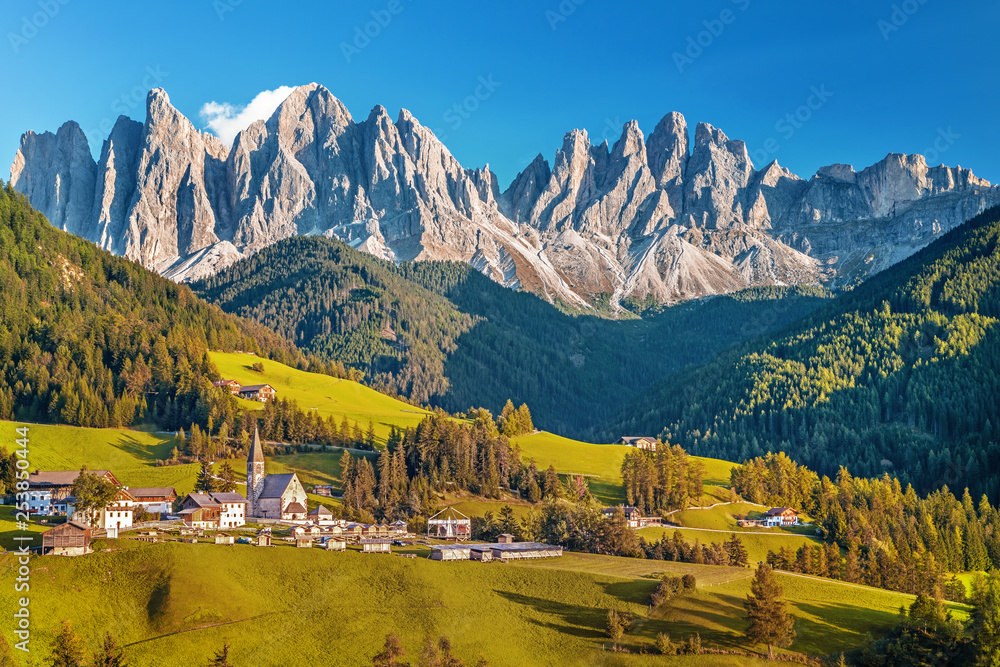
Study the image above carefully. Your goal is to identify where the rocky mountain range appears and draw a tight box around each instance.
[10,83,999,307]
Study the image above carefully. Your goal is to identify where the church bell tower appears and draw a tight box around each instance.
[247,425,266,517]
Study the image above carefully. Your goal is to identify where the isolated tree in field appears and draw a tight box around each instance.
[605,610,625,643]
[70,468,118,525]
[196,461,218,493]
[971,572,1000,666]
[654,632,676,655]
[207,643,233,667]
[372,634,409,666]
[92,633,128,667]
[49,620,85,667]
[726,533,749,567]
[744,563,795,659]
[218,462,237,492]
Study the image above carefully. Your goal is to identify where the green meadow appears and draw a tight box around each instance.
[0,539,953,666]
[209,351,434,443]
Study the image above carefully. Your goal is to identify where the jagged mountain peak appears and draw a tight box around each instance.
[10,85,1000,310]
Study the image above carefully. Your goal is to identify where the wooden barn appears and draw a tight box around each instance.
[214,532,235,545]
[470,540,563,562]
[361,538,392,554]
[430,545,472,561]
[256,531,272,547]
[41,521,92,556]
[324,538,347,551]
[296,537,313,548]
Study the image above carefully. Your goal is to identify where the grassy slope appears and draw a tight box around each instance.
[209,351,434,443]
[1,540,954,666]
[513,432,736,506]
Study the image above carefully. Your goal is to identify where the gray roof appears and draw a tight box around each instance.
[240,384,273,393]
[128,487,177,498]
[184,494,220,508]
[469,542,562,552]
[258,473,297,499]
[248,425,265,464]
[309,505,333,516]
[210,492,247,504]
[29,470,113,487]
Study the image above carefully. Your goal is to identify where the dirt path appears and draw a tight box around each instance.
[123,612,282,647]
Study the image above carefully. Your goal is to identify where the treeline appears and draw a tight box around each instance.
[196,234,832,437]
[338,411,546,522]
[731,451,1000,597]
[620,445,704,514]
[604,205,1000,499]
[0,181,351,434]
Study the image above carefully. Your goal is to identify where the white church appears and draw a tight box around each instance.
[247,426,309,521]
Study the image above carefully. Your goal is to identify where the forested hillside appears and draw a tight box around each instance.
[602,205,1000,499]
[0,181,333,430]
[195,236,831,436]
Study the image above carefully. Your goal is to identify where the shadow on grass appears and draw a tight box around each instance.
[496,590,607,640]
[791,601,897,655]
[112,433,175,463]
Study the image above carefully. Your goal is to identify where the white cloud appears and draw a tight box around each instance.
[199,86,296,146]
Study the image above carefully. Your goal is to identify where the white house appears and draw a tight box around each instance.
[127,487,177,515]
[27,470,118,516]
[67,487,135,533]
[180,492,248,529]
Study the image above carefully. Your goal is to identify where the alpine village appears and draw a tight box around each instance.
[3,6,1000,666]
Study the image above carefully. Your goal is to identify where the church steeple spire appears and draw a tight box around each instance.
[247,425,266,517]
[249,424,265,464]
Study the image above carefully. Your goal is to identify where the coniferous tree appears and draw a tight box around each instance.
[196,461,218,493]
[971,572,1000,666]
[372,634,409,666]
[744,564,796,660]
[49,620,85,667]
[92,633,128,667]
[218,462,237,493]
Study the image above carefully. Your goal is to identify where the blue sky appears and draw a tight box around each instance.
[2,0,998,187]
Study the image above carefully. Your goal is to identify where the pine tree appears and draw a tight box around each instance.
[218,462,237,493]
[372,633,409,666]
[543,465,561,499]
[744,563,796,659]
[49,620,85,667]
[726,533,749,567]
[605,610,625,642]
[92,633,128,667]
[196,461,218,493]
[971,572,1000,667]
